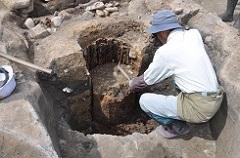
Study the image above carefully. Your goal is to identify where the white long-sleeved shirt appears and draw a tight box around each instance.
[144,29,219,93]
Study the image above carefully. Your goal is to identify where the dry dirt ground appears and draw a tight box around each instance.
[1,0,240,158]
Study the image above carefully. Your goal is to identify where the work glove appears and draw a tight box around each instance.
[129,74,148,92]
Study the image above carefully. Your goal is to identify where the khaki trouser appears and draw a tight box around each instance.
[177,87,224,123]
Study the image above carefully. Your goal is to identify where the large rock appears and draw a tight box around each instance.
[0,81,59,158]
[0,0,32,10]
[30,23,50,39]
[90,123,215,158]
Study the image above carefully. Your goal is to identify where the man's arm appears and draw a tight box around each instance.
[144,54,173,85]
[129,51,173,92]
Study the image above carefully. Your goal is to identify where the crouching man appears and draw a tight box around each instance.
[129,10,223,138]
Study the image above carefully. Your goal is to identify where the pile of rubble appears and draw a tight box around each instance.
[85,1,120,17]
[24,10,71,39]
[22,0,121,39]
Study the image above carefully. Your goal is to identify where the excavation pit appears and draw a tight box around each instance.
[84,38,137,125]
[37,20,172,136]
[82,38,159,135]
[38,38,161,136]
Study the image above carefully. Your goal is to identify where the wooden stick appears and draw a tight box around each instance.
[0,52,52,74]
[117,64,131,81]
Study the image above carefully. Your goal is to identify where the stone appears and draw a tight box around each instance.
[64,7,77,14]
[51,16,64,27]
[96,9,105,17]
[91,123,215,158]
[105,7,118,13]
[30,23,50,39]
[110,12,119,17]
[107,1,120,7]
[105,3,114,8]
[1,26,29,63]
[129,49,137,59]
[85,2,105,11]
[205,36,213,43]
[103,9,110,16]
[112,1,120,7]
[0,81,59,158]
[24,18,35,29]
[174,8,184,15]
[82,11,95,20]
[59,10,72,20]
[53,11,59,16]
[46,27,52,33]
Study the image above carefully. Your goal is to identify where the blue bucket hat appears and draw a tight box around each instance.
[147,10,182,34]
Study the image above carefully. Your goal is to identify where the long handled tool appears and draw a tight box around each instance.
[0,52,89,95]
[0,52,53,74]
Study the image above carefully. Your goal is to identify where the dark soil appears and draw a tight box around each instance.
[93,113,159,136]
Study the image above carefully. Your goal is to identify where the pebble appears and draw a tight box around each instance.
[30,23,50,39]
[64,69,69,73]
[62,87,73,94]
[82,11,95,20]
[52,27,57,32]
[53,11,59,16]
[96,10,105,17]
[110,12,119,17]
[51,16,64,27]
[129,50,137,59]
[86,2,105,11]
[24,18,35,29]
[185,25,190,30]
[111,1,120,7]
[105,7,118,13]
[174,8,184,15]
[59,10,72,20]
[205,36,212,43]
[46,28,52,33]
[64,8,76,14]
[103,9,109,16]
[105,3,113,8]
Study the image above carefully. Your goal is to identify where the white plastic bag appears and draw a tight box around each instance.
[0,65,16,99]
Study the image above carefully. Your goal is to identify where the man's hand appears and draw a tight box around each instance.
[129,74,148,92]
